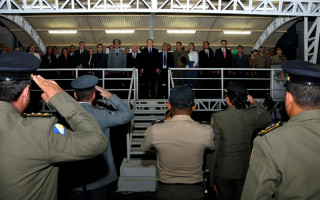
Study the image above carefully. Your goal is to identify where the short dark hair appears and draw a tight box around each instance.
[176,42,182,45]
[97,44,103,48]
[237,45,243,49]
[0,80,30,102]
[75,88,95,102]
[147,39,153,43]
[286,82,320,109]
[221,40,227,44]
[79,41,85,45]
[203,41,209,46]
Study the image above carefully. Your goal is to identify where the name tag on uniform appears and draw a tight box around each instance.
[53,123,65,135]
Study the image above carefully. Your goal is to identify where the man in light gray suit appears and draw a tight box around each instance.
[107,39,127,78]
[63,75,134,200]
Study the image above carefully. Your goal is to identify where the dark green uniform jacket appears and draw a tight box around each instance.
[242,109,320,200]
[0,92,108,200]
[210,102,272,180]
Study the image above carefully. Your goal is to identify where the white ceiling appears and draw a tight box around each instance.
[0,14,299,53]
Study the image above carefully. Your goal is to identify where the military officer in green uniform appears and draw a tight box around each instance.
[271,48,288,65]
[0,52,108,200]
[241,60,320,200]
[208,81,272,200]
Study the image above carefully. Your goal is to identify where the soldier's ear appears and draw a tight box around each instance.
[73,92,78,100]
[167,102,172,110]
[191,103,197,111]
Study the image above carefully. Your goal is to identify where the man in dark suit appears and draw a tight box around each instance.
[141,39,159,98]
[126,44,141,88]
[232,45,250,78]
[198,41,215,98]
[74,41,90,76]
[215,40,232,78]
[157,43,174,98]
[91,44,108,78]
[127,44,141,70]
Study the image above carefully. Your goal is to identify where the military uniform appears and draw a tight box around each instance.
[172,50,189,85]
[208,81,272,200]
[0,92,108,200]
[271,54,288,65]
[0,52,108,200]
[141,85,215,200]
[241,60,320,200]
[61,75,134,199]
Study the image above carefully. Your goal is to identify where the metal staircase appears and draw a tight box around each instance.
[129,99,168,158]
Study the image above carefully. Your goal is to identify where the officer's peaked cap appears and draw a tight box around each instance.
[169,85,194,108]
[226,81,247,94]
[282,60,320,86]
[0,52,40,81]
[71,75,98,90]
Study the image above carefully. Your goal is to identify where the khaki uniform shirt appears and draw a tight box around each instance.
[271,54,288,64]
[253,53,270,68]
[241,110,320,200]
[210,103,272,180]
[0,92,108,200]
[172,50,189,68]
[141,115,215,184]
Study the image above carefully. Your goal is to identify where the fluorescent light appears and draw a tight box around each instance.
[48,30,77,34]
[167,30,196,34]
[223,31,251,35]
[105,30,135,34]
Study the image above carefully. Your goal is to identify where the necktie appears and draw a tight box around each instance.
[206,50,209,57]
[133,53,136,59]
[149,48,151,54]
[116,50,119,56]
[80,50,83,54]
[223,48,226,59]
[163,53,167,69]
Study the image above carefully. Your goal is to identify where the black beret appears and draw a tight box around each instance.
[169,85,194,108]
[282,60,320,86]
[226,81,247,94]
[0,52,40,81]
[71,75,98,90]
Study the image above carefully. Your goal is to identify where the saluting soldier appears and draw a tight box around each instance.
[208,81,272,200]
[241,60,320,200]
[141,85,215,200]
[0,52,108,200]
[62,75,134,200]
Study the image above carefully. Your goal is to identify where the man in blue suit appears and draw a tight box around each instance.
[63,75,134,200]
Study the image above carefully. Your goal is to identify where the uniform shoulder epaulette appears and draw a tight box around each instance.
[151,119,164,125]
[22,112,54,117]
[258,121,283,136]
[199,121,210,125]
[92,105,105,110]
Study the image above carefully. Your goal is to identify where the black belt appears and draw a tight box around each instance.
[158,181,202,186]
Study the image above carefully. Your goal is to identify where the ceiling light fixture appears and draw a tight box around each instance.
[48,30,77,34]
[105,30,135,33]
[223,31,251,35]
[167,30,196,34]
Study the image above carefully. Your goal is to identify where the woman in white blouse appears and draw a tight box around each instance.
[186,42,199,89]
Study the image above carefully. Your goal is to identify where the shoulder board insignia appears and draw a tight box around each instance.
[258,121,283,136]
[92,105,105,110]
[151,119,164,125]
[210,117,214,126]
[199,121,210,125]
[22,112,53,117]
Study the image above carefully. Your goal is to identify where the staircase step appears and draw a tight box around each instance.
[133,110,167,114]
[133,123,152,128]
[133,116,164,121]
[131,138,144,144]
[132,130,146,136]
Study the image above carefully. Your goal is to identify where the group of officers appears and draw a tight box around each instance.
[0,51,319,200]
